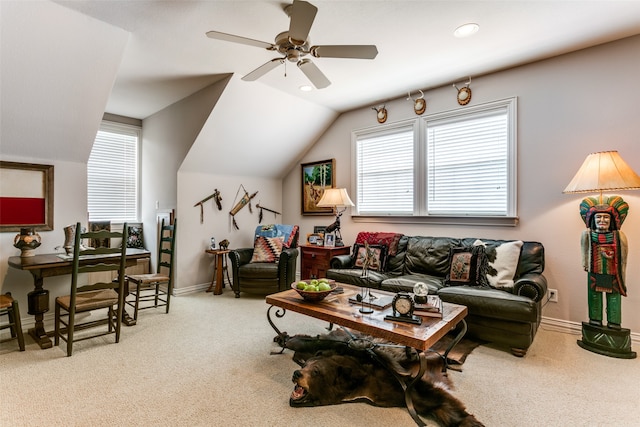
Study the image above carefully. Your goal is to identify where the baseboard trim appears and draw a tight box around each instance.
[541,316,640,345]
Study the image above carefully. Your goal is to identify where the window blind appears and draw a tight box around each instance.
[356,125,414,214]
[87,122,139,222]
[426,108,509,215]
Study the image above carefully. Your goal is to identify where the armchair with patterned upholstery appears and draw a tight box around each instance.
[229,224,299,298]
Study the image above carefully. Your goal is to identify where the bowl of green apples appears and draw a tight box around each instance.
[292,278,337,302]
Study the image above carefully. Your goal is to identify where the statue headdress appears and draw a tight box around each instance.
[579,195,629,230]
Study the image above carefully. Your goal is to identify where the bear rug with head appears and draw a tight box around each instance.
[277,329,483,427]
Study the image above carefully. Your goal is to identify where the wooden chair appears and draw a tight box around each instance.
[0,292,26,351]
[125,218,176,320]
[54,222,129,356]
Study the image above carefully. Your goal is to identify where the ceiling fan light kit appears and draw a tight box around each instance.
[206,0,378,89]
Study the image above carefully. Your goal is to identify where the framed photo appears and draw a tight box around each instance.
[306,232,323,245]
[301,158,335,215]
[0,161,54,232]
[324,233,336,247]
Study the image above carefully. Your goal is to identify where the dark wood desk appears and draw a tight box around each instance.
[8,248,150,349]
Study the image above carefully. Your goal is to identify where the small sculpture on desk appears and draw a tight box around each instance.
[358,242,376,314]
[219,239,230,251]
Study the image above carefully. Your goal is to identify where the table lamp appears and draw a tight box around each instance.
[563,150,640,359]
[316,188,354,247]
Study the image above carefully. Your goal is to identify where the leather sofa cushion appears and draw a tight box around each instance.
[404,236,462,277]
[438,285,538,323]
[238,262,279,279]
[326,269,391,288]
[380,274,443,294]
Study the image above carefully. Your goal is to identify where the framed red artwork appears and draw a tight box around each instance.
[0,161,54,232]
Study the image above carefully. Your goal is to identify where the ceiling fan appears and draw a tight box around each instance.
[205,0,378,89]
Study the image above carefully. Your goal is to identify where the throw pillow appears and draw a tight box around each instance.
[353,244,387,272]
[355,232,404,256]
[126,225,144,249]
[445,245,489,287]
[474,239,524,289]
[250,236,284,263]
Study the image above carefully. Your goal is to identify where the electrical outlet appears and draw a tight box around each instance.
[548,288,558,303]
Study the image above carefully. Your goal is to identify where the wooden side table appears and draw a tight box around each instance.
[300,245,351,279]
[205,249,230,295]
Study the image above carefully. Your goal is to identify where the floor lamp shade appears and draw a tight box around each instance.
[563,151,640,198]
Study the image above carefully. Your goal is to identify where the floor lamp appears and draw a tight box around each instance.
[563,150,640,359]
[316,188,354,247]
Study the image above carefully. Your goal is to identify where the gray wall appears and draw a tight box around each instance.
[283,35,640,336]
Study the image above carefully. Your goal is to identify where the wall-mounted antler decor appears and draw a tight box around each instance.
[453,77,472,106]
[372,105,387,123]
[407,90,426,115]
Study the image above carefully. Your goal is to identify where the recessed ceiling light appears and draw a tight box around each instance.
[299,85,313,92]
[454,23,479,38]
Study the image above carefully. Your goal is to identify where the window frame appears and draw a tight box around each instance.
[87,120,141,223]
[351,97,518,227]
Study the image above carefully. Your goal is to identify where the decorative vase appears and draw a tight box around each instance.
[14,227,42,257]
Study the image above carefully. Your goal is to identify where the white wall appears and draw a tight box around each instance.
[176,172,282,293]
[283,35,640,334]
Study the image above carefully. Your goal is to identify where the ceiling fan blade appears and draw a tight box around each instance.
[297,59,330,89]
[288,0,317,46]
[242,58,285,81]
[206,30,274,50]
[311,45,379,59]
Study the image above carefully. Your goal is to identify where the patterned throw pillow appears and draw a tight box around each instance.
[353,244,388,272]
[250,236,284,263]
[445,245,489,287]
[126,226,144,249]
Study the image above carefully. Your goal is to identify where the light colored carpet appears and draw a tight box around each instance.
[1,290,639,426]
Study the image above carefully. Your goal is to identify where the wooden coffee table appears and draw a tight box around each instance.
[265,283,468,426]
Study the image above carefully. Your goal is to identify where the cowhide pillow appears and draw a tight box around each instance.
[473,239,523,289]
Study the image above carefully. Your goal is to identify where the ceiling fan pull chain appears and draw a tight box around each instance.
[284,60,287,77]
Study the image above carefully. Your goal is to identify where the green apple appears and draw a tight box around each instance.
[296,281,307,290]
[319,278,330,283]
[310,279,319,286]
[318,283,332,291]
[304,285,317,292]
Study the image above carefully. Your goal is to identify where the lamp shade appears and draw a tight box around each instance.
[563,151,640,194]
[316,188,355,208]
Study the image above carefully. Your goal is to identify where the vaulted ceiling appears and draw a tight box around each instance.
[2,1,640,177]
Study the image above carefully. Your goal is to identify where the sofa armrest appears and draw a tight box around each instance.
[330,254,353,269]
[514,273,548,302]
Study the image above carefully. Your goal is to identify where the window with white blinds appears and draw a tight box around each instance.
[355,123,415,215]
[353,98,516,219]
[425,102,513,216]
[87,121,140,222]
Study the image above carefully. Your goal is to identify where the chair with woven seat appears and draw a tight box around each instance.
[54,222,129,356]
[0,292,26,352]
[125,218,177,320]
